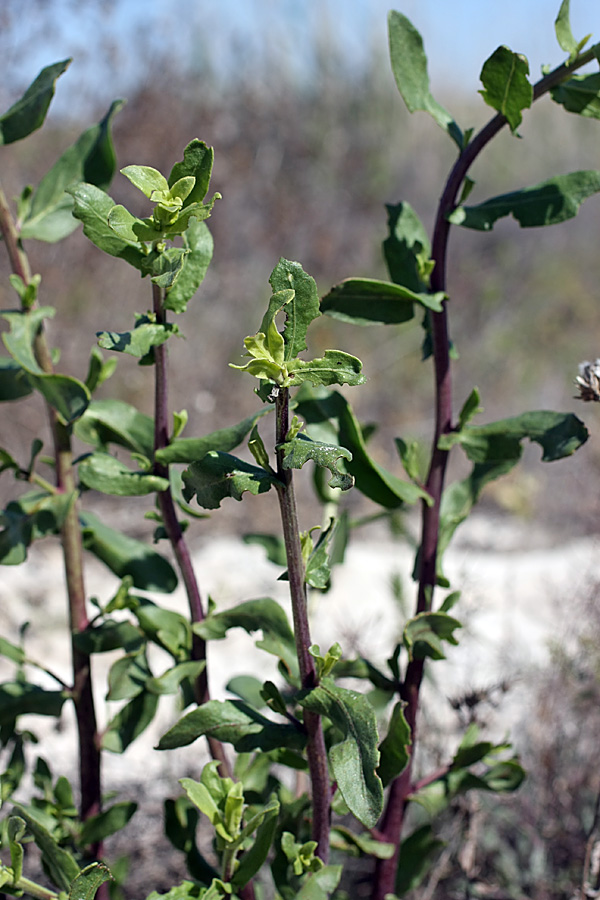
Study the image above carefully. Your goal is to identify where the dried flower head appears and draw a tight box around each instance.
[575,359,600,402]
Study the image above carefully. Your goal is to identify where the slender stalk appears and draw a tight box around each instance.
[372,47,599,900]
[0,185,101,851]
[150,282,230,775]
[274,388,330,862]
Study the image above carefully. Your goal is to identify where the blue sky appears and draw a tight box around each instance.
[5,0,600,118]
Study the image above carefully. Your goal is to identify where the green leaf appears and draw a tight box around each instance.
[158,699,306,752]
[68,863,113,900]
[448,170,600,231]
[67,183,148,270]
[84,348,117,394]
[146,660,206,696]
[155,408,271,465]
[287,350,366,388]
[193,598,297,675]
[383,202,433,292]
[295,388,432,508]
[294,865,343,900]
[20,99,124,242]
[278,433,353,491]
[97,316,180,360]
[134,600,191,660]
[243,533,287,567]
[403,612,461,661]
[80,511,177,592]
[231,801,279,889]
[0,682,66,724]
[387,12,462,149]
[378,702,411,787]
[107,650,152,701]
[321,278,444,326]
[551,72,600,119]
[479,46,532,132]
[300,678,383,828]
[11,803,79,891]
[0,60,71,145]
[102,690,159,753]
[121,165,169,198]
[168,140,214,207]
[141,247,189,288]
[7,815,26,883]
[74,620,143,655]
[107,205,161,243]
[74,398,155,458]
[0,356,34,401]
[181,451,279,510]
[164,220,214,313]
[79,452,169,496]
[331,825,395,859]
[457,387,483,430]
[0,637,25,665]
[0,490,76,565]
[79,803,137,845]
[395,825,444,896]
[267,259,321,360]
[555,0,579,58]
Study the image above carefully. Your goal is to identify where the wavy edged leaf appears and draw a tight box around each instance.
[403,611,461,661]
[68,863,114,900]
[97,316,179,360]
[479,46,532,132]
[156,408,271,465]
[300,677,383,828]
[387,11,462,148]
[102,690,159,753]
[79,452,169,496]
[279,433,353,490]
[321,277,444,326]
[11,803,79,891]
[74,398,154,458]
[448,170,600,231]
[0,60,71,145]
[268,258,321,359]
[551,73,600,119]
[287,350,366,388]
[80,511,177,592]
[164,220,214,313]
[157,699,306,752]
[20,98,124,242]
[67,183,148,270]
[181,451,279,510]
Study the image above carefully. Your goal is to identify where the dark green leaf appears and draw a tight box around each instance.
[383,202,432,292]
[0,356,34,401]
[168,140,214,207]
[156,408,271,465]
[97,316,179,360]
[79,452,169,496]
[79,803,137,845]
[67,183,148,270]
[551,72,600,119]
[403,612,461,661]
[74,398,155,458]
[74,620,143,655]
[157,699,306,752]
[481,759,525,792]
[267,258,321,360]
[378,702,411,787]
[68,863,113,900]
[287,350,366,388]
[395,825,444,896]
[80,511,177,592]
[0,490,76,565]
[107,650,152,701]
[102,690,159,753]
[134,599,191,659]
[164,220,214,313]
[20,99,124,242]
[0,682,66,724]
[181,451,279,509]
[11,803,79,891]
[387,12,462,148]
[300,677,383,828]
[8,815,26,882]
[141,247,189,288]
[0,60,70,145]
[84,348,117,394]
[479,46,532,132]
[321,278,444,326]
[279,433,353,491]
[448,170,600,231]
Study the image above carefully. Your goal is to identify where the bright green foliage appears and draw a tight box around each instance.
[278,433,353,490]
[479,46,533,132]
[0,60,71,145]
[267,259,321,359]
[299,678,384,828]
[387,11,463,148]
[555,0,591,61]
[449,170,600,230]
[68,863,114,900]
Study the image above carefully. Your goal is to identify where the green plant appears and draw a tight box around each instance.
[1,2,599,898]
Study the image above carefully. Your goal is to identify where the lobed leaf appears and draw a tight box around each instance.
[278,433,353,490]
[287,350,366,388]
[387,12,462,148]
[0,60,71,145]
[300,678,383,828]
[448,170,600,231]
[479,46,532,132]
[268,259,321,360]
[157,699,306,752]
[321,277,444,326]
[181,451,280,509]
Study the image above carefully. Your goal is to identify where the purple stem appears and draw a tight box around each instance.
[274,388,331,862]
[372,46,599,900]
